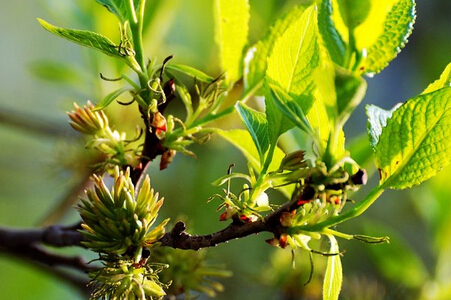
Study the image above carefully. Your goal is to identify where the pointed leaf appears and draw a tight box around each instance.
[266,5,319,103]
[94,0,140,23]
[38,19,124,59]
[422,62,451,94]
[214,0,250,84]
[264,84,294,146]
[318,0,346,66]
[95,87,132,110]
[335,68,367,125]
[164,71,193,120]
[376,87,451,189]
[357,0,416,75]
[235,102,269,163]
[366,103,399,150]
[268,84,314,136]
[336,0,371,30]
[323,235,342,300]
[216,129,285,174]
[165,64,214,83]
[244,6,306,94]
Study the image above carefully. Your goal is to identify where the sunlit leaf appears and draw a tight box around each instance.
[356,0,416,75]
[244,6,306,95]
[216,129,285,174]
[335,68,367,125]
[213,0,249,85]
[264,83,294,147]
[376,87,451,189]
[336,0,371,30]
[235,102,269,163]
[366,103,400,150]
[38,19,124,60]
[95,87,132,110]
[94,0,140,23]
[422,61,451,94]
[318,0,346,66]
[165,64,214,83]
[268,84,314,136]
[323,235,342,300]
[266,5,319,102]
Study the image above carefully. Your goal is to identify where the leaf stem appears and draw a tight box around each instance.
[292,184,385,232]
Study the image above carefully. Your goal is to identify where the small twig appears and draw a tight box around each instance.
[159,201,293,250]
[0,223,85,248]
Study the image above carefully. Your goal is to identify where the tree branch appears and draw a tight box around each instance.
[0,223,84,248]
[159,201,292,250]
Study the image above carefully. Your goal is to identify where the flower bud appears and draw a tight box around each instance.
[67,101,109,135]
[279,150,307,171]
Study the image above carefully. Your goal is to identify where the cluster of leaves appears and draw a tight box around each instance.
[38,0,451,299]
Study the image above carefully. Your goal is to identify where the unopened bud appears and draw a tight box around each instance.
[279,150,307,171]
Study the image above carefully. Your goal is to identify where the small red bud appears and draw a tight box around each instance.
[279,235,288,248]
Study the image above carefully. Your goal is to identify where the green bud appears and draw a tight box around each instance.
[279,150,307,171]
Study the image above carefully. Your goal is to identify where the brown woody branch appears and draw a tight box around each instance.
[0,200,293,252]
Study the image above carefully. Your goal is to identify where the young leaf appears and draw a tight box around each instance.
[357,0,416,75]
[38,19,124,60]
[266,5,319,102]
[366,103,400,150]
[317,0,346,66]
[264,84,294,147]
[376,87,451,189]
[95,87,132,110]
[335,68,367,125]
[323,235,342,300]
[216,129,284,173]
[422,62,451,94]
[336,0,371,30]
[213,0,250,85]
[165,64,214,83]
[244,6,306,95]
[94,0,140,23]
[235,102,269,163]
[165,72,194,120]
[268,84,315,136]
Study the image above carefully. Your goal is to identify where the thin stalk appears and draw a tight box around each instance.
[292,184,385,232]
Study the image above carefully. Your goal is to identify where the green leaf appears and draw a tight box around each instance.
[95,87,131,110]
[336,0,371,30]
[366,103,399,150]
[375,87,451,189]
[235,102,269,163]
[244,6,306,95]
[268,84,314,136]
[214,0,250,85]
[266,5,319,101]
[165,64,214,83]
[335,67,367,125]
[362,221,428,288]
[317,0,346,66]
[38,19,124,60]
[216,129,286,174]
[94,0,140,23]
[357,0,416,75]
[264,84,294,146]
[423,61,451,94]
[165,72,194,120]
[323,235,342,300]
[215,129,261,172]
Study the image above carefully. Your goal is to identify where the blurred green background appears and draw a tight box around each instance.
[1,0,451,299]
